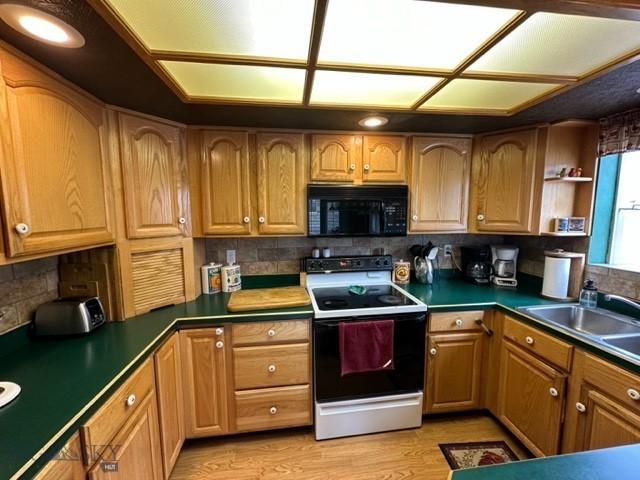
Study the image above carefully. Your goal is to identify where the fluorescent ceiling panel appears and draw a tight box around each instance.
[318,0,520,71]
[420,78,560,111]
[105,0,315,61]
[468,12,640,77]
[160,61,306,103]
[310,70,442,108]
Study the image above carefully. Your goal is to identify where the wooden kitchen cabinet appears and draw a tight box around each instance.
[180,327,230,438]
[563,350,640,453]
[425,332,484,413]
[256,132,306,234]
[118,112,188,239]
[0,46,114,257]
[154,333,185,478]
[410,136,471,232]
[497,339,566,456]
[470,128,542,233]
[33,433,86,480]
[200,130,252,235]
[362,135,406,183]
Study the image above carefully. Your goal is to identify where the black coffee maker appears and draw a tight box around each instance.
[460,246,492,285]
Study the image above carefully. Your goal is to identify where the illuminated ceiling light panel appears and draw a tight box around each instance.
[160,61,306,103]
[310,70,443,108]
[420,78,560,111]
[104,0,315,61]
[318,0,520,71]
[468,12,640,77]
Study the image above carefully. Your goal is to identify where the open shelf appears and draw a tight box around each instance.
[544,176,593,183]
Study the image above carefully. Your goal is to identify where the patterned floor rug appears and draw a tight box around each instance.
[439,441,520,470]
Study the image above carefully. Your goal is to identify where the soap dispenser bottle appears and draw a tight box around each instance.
[579,279,598,308]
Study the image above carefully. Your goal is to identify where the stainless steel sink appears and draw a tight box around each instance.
[603,336,640,356]
[519,304,640,337]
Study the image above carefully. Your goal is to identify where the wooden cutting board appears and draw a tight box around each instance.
[227,286,311,312]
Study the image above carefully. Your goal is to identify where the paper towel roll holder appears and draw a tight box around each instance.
[541,249,586,301]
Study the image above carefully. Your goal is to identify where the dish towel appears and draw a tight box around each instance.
[339,320,395,376]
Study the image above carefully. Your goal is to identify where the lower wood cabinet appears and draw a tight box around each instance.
[33,433,86,480]
[235,384,311,432]
[497,339,567,457]
[154,333,185,478]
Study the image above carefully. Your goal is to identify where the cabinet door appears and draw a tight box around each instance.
[34,433,85,480]
[497,340,566,456]
[472,129,539,233]
[310,134,360,182]
[256,133,306,234]
[362,135,406,183]
[180,328,229,438]
[154,333,185,478]
[425,332,483,413]
[201,131,252,235]
[0,57,113,256]
[88,391,163,480]
[410,137,470,232]
[119,113,187,238]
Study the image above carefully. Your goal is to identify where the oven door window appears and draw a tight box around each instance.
[309,199,382,236]
[313,314,426,403]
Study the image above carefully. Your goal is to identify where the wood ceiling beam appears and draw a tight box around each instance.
[302,0,329,106]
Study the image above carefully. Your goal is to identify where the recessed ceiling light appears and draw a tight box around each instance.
[0,4,84,48]
[358,116,389,128]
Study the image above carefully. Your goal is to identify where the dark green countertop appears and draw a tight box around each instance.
[0,273,638,479]
[450,444,640,480]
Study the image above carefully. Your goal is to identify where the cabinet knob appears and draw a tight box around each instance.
[549,387,559,397]
[243,216,250,224]
[349,164,356,171]
[178,217,187,224]
[430,348,437,356]
[258,216,265,224]
[363,164,370,172]
[215,327,223,336]
[576,402,586,413]
[628,388,640,401]
[267,329,276,337]
[14,223,29,234]
[215,341,224,349]
[412,214,418,221]
[455,319,463,327]
[126,394,136,407]
[477,214,485,221]
[269,406,278,415]
[268,364,277,373]
[525,336,535,345]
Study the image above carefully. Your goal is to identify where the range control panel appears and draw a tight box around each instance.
[302,255,393,273]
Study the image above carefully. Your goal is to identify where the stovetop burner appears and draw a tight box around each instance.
[321,298,350,309]
[377,295,402,305]
[311,284,418,311]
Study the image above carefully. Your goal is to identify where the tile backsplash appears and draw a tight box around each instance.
[0,257,59,334]
[205,234,504,275]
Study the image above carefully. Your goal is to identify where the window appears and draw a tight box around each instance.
[591,151,640,271]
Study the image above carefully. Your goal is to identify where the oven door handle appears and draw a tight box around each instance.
[314,317,424,328]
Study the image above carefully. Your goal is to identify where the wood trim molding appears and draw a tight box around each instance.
[302,0,329,106]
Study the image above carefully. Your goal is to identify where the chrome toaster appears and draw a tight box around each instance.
[33,297,106,336]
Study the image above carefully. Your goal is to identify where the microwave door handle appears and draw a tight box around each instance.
[380,202,386,234]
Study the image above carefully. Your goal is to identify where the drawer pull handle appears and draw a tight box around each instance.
[258,216,265,224]
[525,336,535,345]
[267,329,276,337]
[243,216,250,224]
[268,364,277,373]
[412,214,418,221]
[576,402,586,413]
[430,348,437,356]
[216,341,224,349]
[349,164,356,171]
[549,387,559,397]
[628,389,640,401]
[363,164,370,172]
[455,319,463,327]
[126,394,136,407]
[178,217,187,224]
[477,214,485,221]
[14,223,29,234]
[215,327,223,336]
[269,406,278,415]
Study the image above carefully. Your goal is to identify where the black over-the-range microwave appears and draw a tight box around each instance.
[307,184,408,237]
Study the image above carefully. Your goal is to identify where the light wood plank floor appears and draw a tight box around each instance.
[170,414,529,480]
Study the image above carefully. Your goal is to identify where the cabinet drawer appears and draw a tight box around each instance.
[581,352,640,414]
[235,385,311,432]
[503,316,573,371]
[233,343,309,389]
[81,358,155,465]
[232,320,310,346]
[429,311,485,332]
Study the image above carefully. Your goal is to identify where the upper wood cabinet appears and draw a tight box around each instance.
[470,128,541,234]
[256,132,306,235]
[200,130,252,235]
[180,327,230,438]
[310,134,406,184]
[410,136,471,233]
[118,112,188,239]
[0,48,114,257]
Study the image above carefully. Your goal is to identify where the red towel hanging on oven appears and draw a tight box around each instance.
[339,319,395,376]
